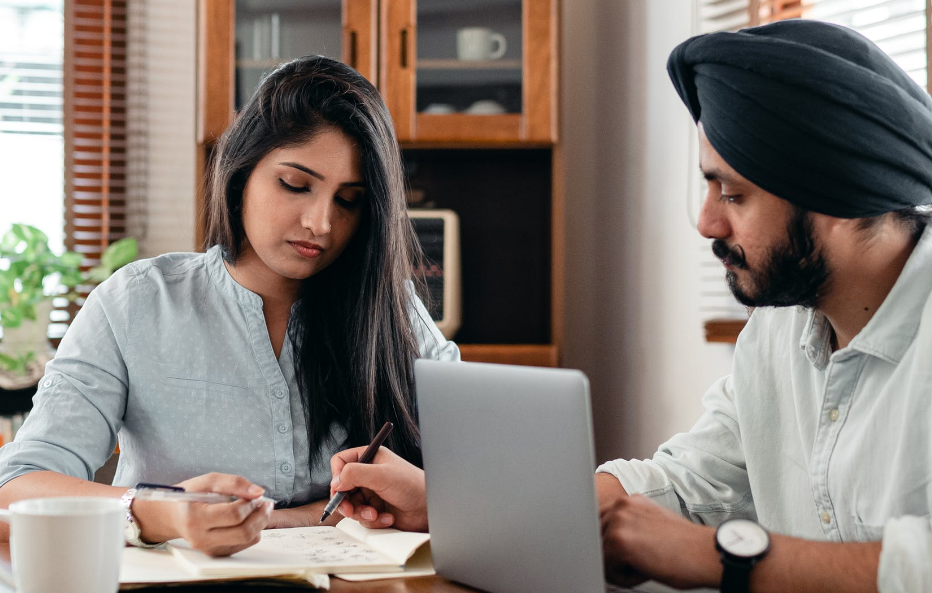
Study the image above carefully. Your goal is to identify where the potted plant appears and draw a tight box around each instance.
[0,224,137,389]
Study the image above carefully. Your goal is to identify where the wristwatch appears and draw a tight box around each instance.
[121,485,164,548]
[715,518,770,593]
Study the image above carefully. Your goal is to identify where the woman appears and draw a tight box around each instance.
[0,56,458,556]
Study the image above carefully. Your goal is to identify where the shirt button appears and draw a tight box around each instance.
[280,463,292,473]
[829,409,840,422]
[42,379,52,388]
[273,389,285,399]
[277,424,288,434]
[821,511,831,524]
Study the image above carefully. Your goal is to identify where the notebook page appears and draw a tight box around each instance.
[119,547,330,587]
[168,526,403,577]
[335,518,431,565]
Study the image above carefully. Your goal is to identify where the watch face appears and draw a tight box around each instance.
[716,519,769,558]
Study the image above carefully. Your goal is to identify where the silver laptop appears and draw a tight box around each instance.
[416,360,605,593]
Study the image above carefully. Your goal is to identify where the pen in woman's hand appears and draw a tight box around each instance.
[133,483,276,505]
[319,421,394,524]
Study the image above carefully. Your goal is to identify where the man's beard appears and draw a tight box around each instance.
[711,207,830,309]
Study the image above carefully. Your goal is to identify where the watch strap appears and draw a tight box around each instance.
[719,554,754,593]
[121,486,164,548]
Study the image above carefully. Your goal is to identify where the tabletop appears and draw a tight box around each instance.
[0,543,712,593]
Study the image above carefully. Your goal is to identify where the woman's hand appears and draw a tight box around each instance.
[132,472,273,557]
[329,446,428,532]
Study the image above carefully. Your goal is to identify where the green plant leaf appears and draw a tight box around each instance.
[0,351,34,375]
[59,269,83,287]
[0,230,18,254]
[85,266,111,283]
[0,226,136,329]
[19,224,48,246]
[0,352,21,373]
[0,306,23,328]
[21,302,37,321]
[60,251,82,267]
[101,238,138,271]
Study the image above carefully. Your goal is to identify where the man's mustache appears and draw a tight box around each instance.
[712,240,747,269]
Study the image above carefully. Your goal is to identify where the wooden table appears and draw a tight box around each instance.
[0,543,481,593]
[0,544,692,593]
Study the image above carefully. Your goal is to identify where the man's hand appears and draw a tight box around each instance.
[601,494,719,589]
[132,472,273,557]
[329,446,428,532]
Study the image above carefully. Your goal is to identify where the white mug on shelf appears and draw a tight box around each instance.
[0,497,125,593]
[456,27,507,61]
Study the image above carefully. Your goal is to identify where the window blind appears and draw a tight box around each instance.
[698,0,804,32]
[804,0,929,91]
[0,52,62,136]
[62,0,128,333]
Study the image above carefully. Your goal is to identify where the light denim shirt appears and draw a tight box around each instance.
[598,225,932,593]
[0,246,460,506]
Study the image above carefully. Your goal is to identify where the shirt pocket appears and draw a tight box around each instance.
[164,375,247,395]
[852,515,885,542]
[149,368,265,478]
[159,366,251,418]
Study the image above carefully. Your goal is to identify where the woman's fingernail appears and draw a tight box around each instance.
[380,516,393,525]
[362,509,376,520]
[248,485,264,496]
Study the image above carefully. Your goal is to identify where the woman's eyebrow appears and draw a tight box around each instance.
[279,161,324,180]
[278,161,366,188]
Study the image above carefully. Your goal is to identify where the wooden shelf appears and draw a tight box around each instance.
[236,59,285,69]
[400,140,552,150]
[704,319,747,344]
[459,344,558,367]
[417,59,522,70]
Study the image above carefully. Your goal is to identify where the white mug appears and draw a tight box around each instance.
[0,497,125,593]
[456,27,507,61]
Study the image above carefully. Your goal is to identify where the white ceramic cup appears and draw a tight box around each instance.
[456,27,507,61]
[0,497,125,593]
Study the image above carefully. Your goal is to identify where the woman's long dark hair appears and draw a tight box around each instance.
[203,56,424,466]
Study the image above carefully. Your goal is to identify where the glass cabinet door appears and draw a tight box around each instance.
[383,0,556,144]
[415,1,522,117]
[234,0,377,110]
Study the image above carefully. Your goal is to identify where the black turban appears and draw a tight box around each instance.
[667,19,932,218]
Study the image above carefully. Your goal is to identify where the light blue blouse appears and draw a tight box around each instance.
[0,246,460,505]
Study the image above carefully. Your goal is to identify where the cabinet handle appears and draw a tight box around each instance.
[400,28,408,69]
[349,31,358,69]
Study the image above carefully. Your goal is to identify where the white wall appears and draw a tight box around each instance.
[131,0,197,257]
[561,0,736,463]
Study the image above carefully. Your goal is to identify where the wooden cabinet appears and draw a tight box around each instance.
[381,0,556,143]
[196,0,562,367]
[198,0,557,145]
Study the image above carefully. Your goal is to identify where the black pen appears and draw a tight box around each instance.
[319,421,394,524]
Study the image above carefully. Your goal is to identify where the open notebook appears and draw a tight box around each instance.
[120,519,431,588]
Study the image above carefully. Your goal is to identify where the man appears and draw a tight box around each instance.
[330,20,932,593]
